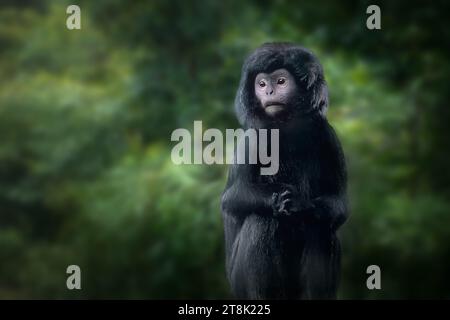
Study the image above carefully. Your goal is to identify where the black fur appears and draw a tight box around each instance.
[221,43,348,299]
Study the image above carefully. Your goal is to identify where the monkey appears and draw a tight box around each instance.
[221,43,348,299]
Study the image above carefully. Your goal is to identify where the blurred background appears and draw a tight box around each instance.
[0,0,449,299]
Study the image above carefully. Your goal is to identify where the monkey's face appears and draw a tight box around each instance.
[235,44,329,128]
[254,68,297,117]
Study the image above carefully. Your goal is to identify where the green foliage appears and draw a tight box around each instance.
[0,0,449,298]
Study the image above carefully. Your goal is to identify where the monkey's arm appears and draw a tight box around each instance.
[221,164,277,219]
[311,194,348,231]
[309,124,349,231]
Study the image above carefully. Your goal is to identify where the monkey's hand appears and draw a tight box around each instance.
[271,187,315,217]
[308,195,348,230]
[271,190,292,216]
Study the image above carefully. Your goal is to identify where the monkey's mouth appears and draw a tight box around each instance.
[264,103,285,116]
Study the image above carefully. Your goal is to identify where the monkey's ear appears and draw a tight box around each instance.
[301,63,329,116]
[311,79,328,116]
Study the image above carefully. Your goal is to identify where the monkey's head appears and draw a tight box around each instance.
[235,43,329,128]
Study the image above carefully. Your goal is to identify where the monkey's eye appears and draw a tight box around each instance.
[258,80,266,88]
[277,78,286,85]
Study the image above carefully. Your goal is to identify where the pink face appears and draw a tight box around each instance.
[254,68,297,116]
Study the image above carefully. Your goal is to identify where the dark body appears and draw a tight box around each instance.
[221,43,348,299]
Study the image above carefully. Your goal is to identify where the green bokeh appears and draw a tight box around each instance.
[0,0,449,299]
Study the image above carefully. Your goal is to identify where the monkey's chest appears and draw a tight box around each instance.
[260,153,321,197]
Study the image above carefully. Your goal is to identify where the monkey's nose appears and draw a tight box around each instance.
[266,89,274,95]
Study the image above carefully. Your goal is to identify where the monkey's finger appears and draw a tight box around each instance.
[281,190,291,197]
[290,206,300,213]
[272,193,278,202]
[273,208,284,217]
